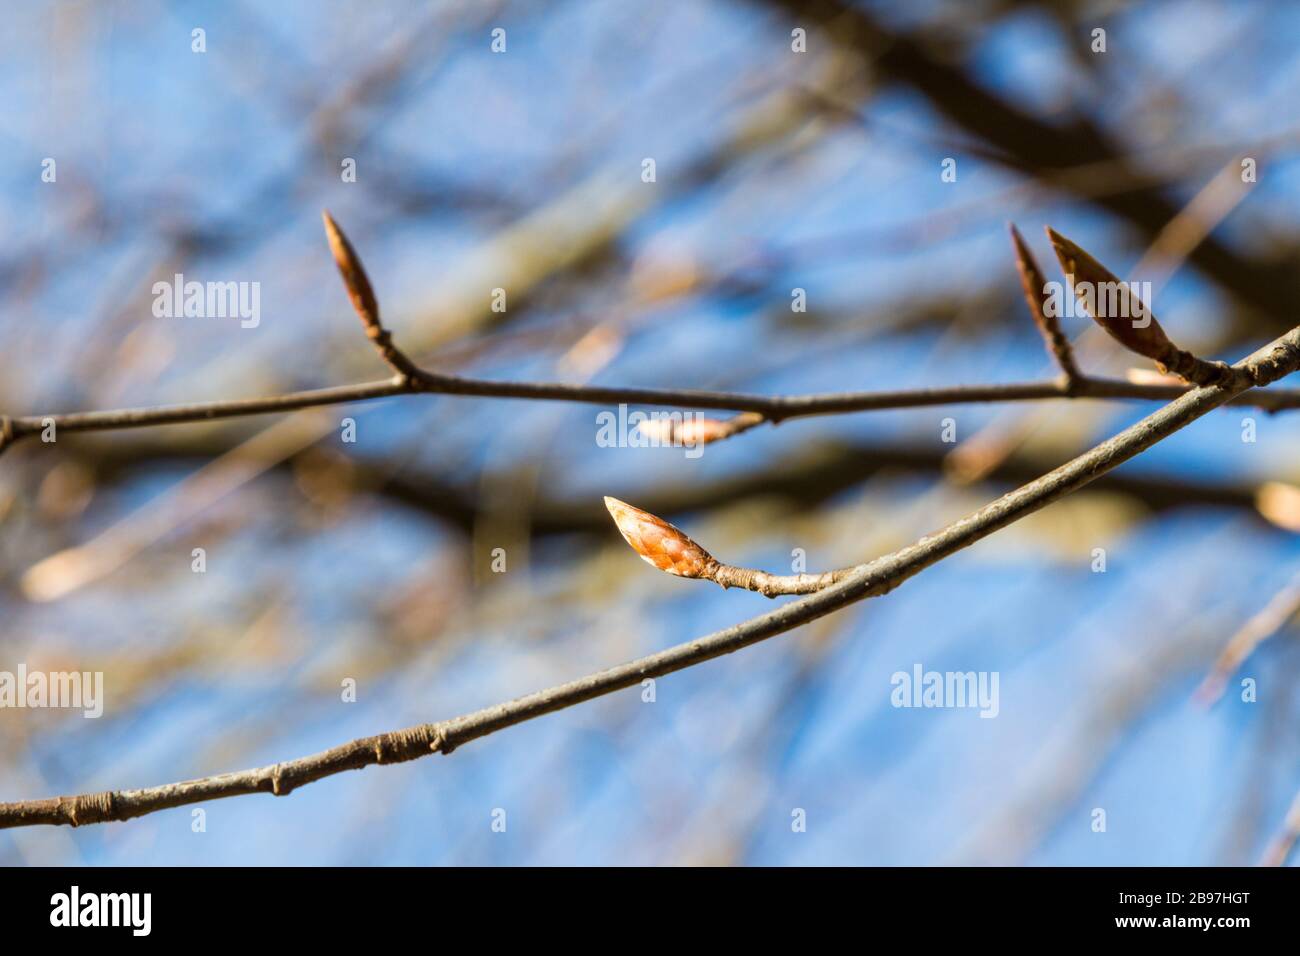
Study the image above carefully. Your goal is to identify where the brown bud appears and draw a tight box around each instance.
[322,210,381,335]
[603,496,717,579]
[1045,227,1173,362]
[1009,224,1077,378]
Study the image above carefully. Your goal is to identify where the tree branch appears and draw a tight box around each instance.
[6,350,1300,452]
[6,219,1299,464]
[6,321,1297,828]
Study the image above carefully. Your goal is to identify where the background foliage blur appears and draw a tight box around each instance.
[3,0,1300,864]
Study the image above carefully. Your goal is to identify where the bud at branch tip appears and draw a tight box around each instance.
[321,209,424,381]
[603,496,717,579]
[322,209,382,336]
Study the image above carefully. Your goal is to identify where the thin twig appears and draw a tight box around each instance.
[5,321,1297,828]
[4,220,1300,461]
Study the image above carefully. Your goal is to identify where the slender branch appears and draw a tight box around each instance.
[4,220,1300,461]
[7,368,1300,449]
[6,322,1297,828]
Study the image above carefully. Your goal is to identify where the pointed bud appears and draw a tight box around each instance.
[1009,224,1077,378]
[1045,227,1173,362]
[603,496,717,579]
[322,210,381,336]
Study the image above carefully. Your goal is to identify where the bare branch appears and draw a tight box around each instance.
[1260,785,1300,866]
[5,223,1300,464]
[7,362,1300,454]
[5,320,1298,829]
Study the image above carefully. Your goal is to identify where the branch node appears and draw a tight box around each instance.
[270,766,289,796]
[431,727,457,756]
[65,791,115,826]
[1243,340,1300,388]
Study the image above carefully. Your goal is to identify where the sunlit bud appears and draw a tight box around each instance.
[603,496,717,579]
